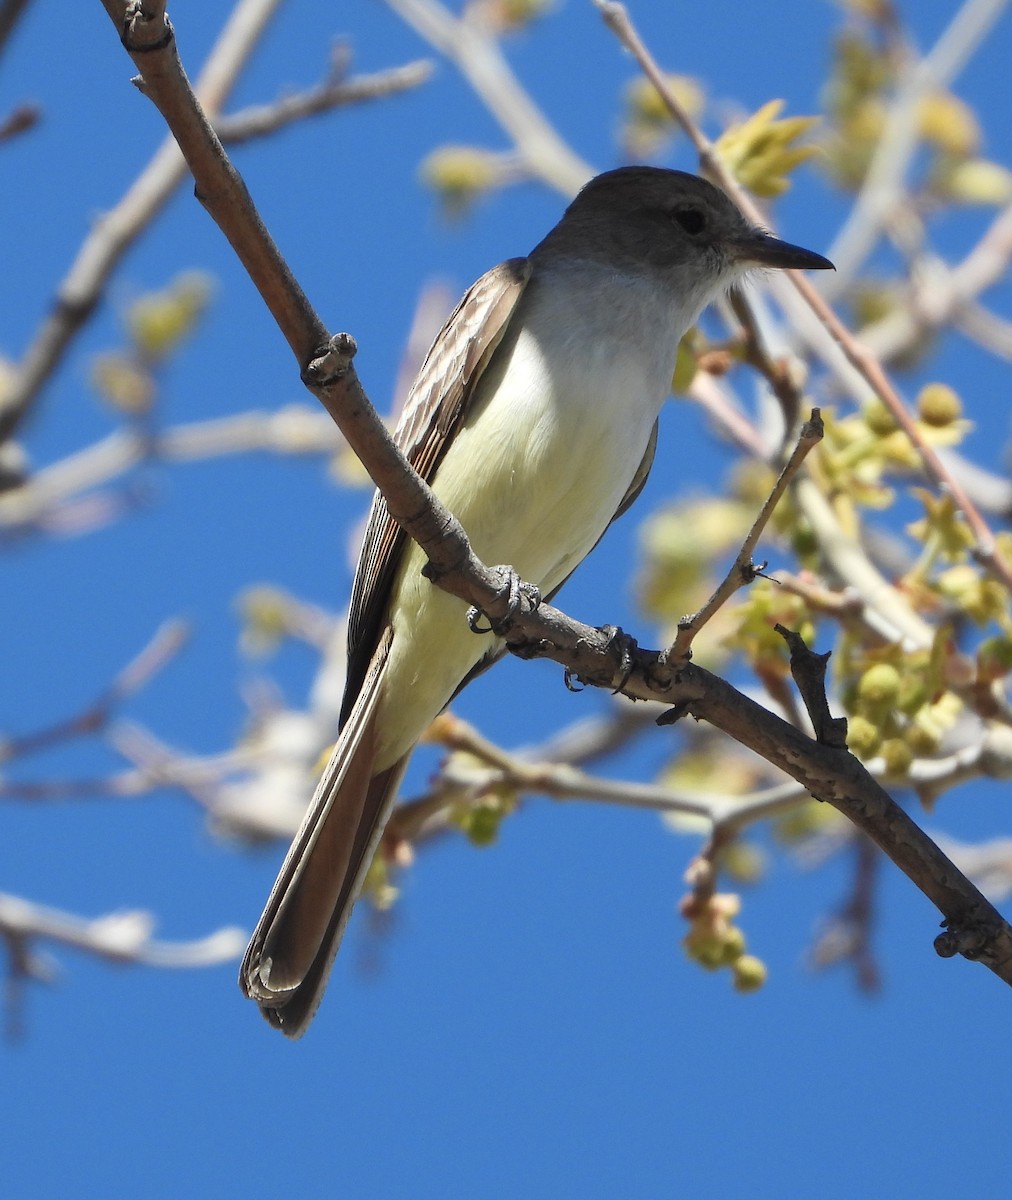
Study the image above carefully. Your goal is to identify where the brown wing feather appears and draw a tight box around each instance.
[341,258,531,722]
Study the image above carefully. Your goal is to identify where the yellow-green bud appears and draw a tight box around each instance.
[863,399,899,436]
[732,955,768,993]
[720,926,748,964]
[847,714,881,758]
[918,91,980,157]
[721,841,766,885]
[91,353,153,414]
[977,636,1012,683]
[686,931,727,970]
[857,663,902,709]
[906,720,942,756]
[626,74,704,125]
[917,383,962,427]
[421,147,497,208]
[880,738,914,777]
[941,159,1012,206]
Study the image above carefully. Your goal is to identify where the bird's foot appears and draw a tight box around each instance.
[467,566,541,635]
[564,624,639,693]
[600,624,639,693]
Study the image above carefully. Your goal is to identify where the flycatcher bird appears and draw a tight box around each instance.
[241,166,833,1035]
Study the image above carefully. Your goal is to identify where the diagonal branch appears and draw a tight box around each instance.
[99,0,1012,991]
[667,411,823,664]
[0,620,189,765]
[385,0,592,195]
[214,54,432,142]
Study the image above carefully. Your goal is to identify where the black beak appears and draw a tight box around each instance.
[730,230,835,272]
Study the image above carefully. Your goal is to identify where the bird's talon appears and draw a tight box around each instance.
[467,605,494,634]
[517,580,542,612]
[468,567,539,636]
[564,668,586,692]
[599,624,639,693]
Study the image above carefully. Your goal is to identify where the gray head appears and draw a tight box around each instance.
[532,166,833,280]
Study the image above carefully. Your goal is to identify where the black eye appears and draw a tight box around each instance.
[672,206,706,235]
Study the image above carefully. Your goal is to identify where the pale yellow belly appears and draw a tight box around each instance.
[371,323,662,769]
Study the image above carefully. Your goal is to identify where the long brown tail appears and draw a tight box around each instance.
[240,634,404,1037]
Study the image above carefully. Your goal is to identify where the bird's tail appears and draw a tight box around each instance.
[240,631,405,1037]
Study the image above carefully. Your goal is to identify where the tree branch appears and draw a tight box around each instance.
[385,0,592,195]
[99,0,1012,990]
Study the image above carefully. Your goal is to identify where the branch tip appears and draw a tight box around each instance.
[303,332,358,386]
[775,625,848,748]
[121,2,172,54]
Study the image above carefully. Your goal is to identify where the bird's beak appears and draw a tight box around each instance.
[729,230,835,272]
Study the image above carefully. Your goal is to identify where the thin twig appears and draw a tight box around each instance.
[215,57,432,142]
[0,0,30,65]
[0,407,343,536]
[385,0,592,195]
[859,200,1012,363]
[824,0,1010,294]
[686,664,1012,983]
[667,411,823,664]
[0,0,285,448]
[0,892,245,967]
[0,101,38,142]
[0,619,190,764]
[388,712,816,847]
[810,834,883,992]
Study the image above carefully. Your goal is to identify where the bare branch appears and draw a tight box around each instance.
[0,406,343,537]
[810,834,883,992]
[686,665,1012,984]
[823,0,1010,293]
[0,0,284,448]
[0,101,38,142]
[933,834,1012,902]
[0,620,189,764]
[0,890,244,1036]
[215,55,433,143]
[860,199,1012,363]
[0,0,30,65]
[668,411,823,664]
[385,0,592,195]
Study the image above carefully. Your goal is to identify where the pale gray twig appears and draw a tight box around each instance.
[385,0,592,195]
[215,56,432,142]
[0,0,285,448]
[0,406,342,536]
[0,893,244,967]
[859,199,1012,362]
[824,0,1010,295]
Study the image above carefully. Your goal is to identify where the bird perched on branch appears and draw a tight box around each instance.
[241,166,833,1036]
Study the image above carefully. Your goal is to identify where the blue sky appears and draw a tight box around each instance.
[3,2,1012,1197]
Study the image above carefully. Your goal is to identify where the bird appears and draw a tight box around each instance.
[240,166,833,1036]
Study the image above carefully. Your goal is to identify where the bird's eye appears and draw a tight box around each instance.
[672,206,706,235]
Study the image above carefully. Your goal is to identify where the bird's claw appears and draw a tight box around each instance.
[563,625,638,693]
[467,566,541,635]
[599,624,638,693]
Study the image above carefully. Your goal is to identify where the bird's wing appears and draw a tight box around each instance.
[341,258,532,722]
